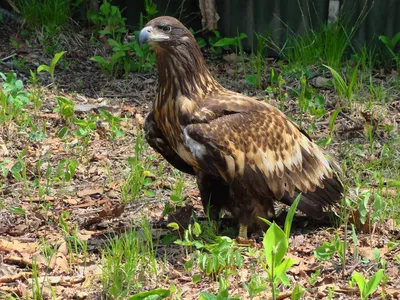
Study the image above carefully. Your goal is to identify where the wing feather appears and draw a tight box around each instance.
[184,101,343,211]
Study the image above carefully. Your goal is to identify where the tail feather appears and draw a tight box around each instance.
[281,158,343,219]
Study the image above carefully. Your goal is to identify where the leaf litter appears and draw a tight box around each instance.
[0,23,399,299]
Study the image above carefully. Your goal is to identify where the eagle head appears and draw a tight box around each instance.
[139,16,195,47]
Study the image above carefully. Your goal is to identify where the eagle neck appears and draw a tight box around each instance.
[154,42,220,107]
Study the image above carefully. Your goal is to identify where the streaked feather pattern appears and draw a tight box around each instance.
[141,16,343,233]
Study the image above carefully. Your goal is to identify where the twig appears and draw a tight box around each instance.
[1,53,17,62]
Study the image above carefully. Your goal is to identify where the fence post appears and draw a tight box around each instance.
[328,0,340,23]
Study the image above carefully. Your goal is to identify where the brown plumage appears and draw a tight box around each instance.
[140,16,343,237]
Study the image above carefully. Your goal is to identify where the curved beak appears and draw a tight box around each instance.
[139,26,153,46]
[139,26,170,46]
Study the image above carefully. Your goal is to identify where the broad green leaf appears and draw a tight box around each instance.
[278,273,291,286]
[184,258,194,271]
[9,206,28,215]
[258,216,272,227]
[128,289,170,300]
[378,36,390,46]
[263,222,288,268]
[390,32,400,49]
[143,189,155,197]
[192,274,201,284]
[162,233,177,244]
[58,126,68,139]
[199,292,217,300]
[90,56,108,64]
[351,271,366,297]
[167,222,179,231]
[314,241,336,261]
[366,269,384,297]
[213,37,237,47]
[274,257,297,277]
[193,222,202,237]
[50,51,66,70]
[291,284,305,300]
[107,38,120,47]
[37,65,51,74]
[11,161,23,174]
[329,108,341,133]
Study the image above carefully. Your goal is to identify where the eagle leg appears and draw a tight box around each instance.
[144,112,195,175]
[238,224,248,239]
[196,171,230,224]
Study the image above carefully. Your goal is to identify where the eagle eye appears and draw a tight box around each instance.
[161,25,171,33]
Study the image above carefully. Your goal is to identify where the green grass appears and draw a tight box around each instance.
[284,22,352,70]
[101,218,159,298]
[16,0,73,32]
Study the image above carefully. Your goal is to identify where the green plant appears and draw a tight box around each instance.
[37,51,67,82]
[379,33,400,70]
[98,108,125,140]
[16,0,73,33]
[209,31,247,57]
[244,274,267,300]
[272,7,367,70]
[316,107,341,147]
[199,277,240,300]
[0,72,32,123]
[259,194,301,300]
[101,219,158,298]
[324,64,359,102]
[89,0,126,40]
[129,289,170,300]
[197,236,244,279]
[90,5,155,77]
[245,33,266,88]
[351,269,384,300]
[73,116,97,157]
[170,172,185,206]
[54,96,75,125]
[314,234,345,265]
[120,134,154,202]
[265,68,288,111]
[143,0,158,22]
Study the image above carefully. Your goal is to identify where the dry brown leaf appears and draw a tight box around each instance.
[135,113,145,127]
[77,187,103,198]
[359,246,389,260]
[83,203,125,229]
[386,266,399,278]
[4,255,33,268]
[63,197,81,205]
[49,242,70,274]
[0,239,38,254]
[72,198,108,208]
[385,288,400,298]
[107,180,124,190]
[0,272,32,283]
[27,275,85,286]
[22,195,55,202]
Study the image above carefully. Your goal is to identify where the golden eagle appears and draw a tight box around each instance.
[139,16,343,238]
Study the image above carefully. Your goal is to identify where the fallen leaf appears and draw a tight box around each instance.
[358,246,389,260]
[49,242,69,274]
[77,187,103,198]
[386,266,399,278]
[22,195,55,202]
[0,239,38,254]
[0,272,32,283]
